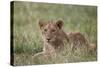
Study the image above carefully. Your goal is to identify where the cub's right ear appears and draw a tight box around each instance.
[39,20,45,29]
[56,20,63,29]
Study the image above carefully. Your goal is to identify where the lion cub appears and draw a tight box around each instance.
[34,20,95,60]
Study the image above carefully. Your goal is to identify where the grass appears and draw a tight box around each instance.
[12,1,97,66]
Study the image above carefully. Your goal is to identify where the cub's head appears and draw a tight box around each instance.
[39,20,63,43]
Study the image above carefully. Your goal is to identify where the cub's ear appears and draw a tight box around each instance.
[56,20,63,29]
[39,20,45,29]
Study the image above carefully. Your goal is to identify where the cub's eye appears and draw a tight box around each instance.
[52,29,56,32]
[44,29,47,32]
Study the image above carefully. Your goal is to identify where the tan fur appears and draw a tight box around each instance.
[67,32,88,51]
[34,20,95,59]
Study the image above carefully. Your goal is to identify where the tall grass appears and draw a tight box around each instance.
[12,1,97,65]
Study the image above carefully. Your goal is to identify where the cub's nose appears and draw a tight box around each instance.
[46,38,51,41]
[47,38,50,41]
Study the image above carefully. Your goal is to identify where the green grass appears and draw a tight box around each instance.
[12,1,97,65]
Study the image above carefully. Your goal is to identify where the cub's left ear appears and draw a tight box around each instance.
[56,20,63,29]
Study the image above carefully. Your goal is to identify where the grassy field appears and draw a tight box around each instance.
[12,1,97,66]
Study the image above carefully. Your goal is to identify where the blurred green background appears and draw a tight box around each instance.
[12,1,97,65]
